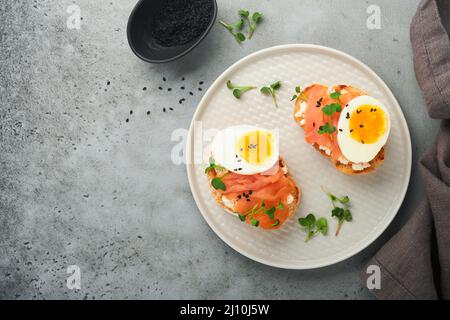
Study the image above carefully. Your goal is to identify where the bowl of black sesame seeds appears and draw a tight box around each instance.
[127,0,217,63]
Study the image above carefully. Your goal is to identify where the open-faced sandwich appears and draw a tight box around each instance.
[205,126,300,230]
[293,84,391,175]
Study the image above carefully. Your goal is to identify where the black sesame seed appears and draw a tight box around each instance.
[360,124,364,128]
[107,81,110,85]
[168,88,172,92]
[199,81,204,85]
[130,110,133,115]
[163,108,166,112]
[181,77,185,81]
[339,129,343,132]
[158,86,163,90]
[169,107,173,111]
[313,122,316,127]
[163,77,166,82]
[189,92,194,96]
[346,113,350,119]
[246,199,251,202]
[357,110,362,114]
[248,190,253,195]
[346,104,349,108]
[198,88,202,91]
[361,140,365,144]
[180,86,185,90]
[143,87,147,91]
[125,118,129,122]
[237,195,242,199]
[350,129,354,133]
[238,168,242,171]
[147,111,151,115]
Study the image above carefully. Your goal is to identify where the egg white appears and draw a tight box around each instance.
[211,125,279,175]
[337,96,390,164]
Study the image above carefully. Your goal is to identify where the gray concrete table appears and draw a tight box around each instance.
[0,0,440,299]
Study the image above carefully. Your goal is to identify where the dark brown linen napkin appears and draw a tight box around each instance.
[361,0,450,300]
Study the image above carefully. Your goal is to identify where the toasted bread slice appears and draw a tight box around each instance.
[293,84,385,175]
[206,157,301,224]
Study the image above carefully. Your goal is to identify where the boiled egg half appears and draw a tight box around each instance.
[337,96,390,163]
[211,126,279,175]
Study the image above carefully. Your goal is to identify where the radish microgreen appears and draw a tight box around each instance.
[291,86,307,102]
[322,187,353,236]
[260,81,281,107]
[318,91,343,136]
[219,19,246,44]
[239,10,263,39]
[226,80,257,99]
[298,214,329,242]
[238,202,279,228]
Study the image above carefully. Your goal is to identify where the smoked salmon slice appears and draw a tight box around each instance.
[295,84,365,162]
[209,159,299,230]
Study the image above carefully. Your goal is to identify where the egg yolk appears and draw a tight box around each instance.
[236,130,272,165]
[349,105,387,144]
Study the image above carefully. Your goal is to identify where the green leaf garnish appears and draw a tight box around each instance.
[270,81,281,91]
[252,12,263,24]
[250,216,259,227]
[318,122,336,135]
[277,201,284,210]
[322,187,353,236]
[330,91,341,100]
[219,19,246,43]
[205,163,225,174]
[260,81,281,108]
[291,86,308,102]
[271,219,280,227]
[238,202,280,228]
[226,80,257,99]
[298,214,328,242]
[234,32,246,43]
[318,103,341,136]
[211,178,226,191]
[265,207,276,219]
[238,10,263,39]
[238,10,249,18]
[322,103,342,116]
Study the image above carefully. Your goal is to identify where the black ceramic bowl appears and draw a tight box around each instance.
[127,0,217,63]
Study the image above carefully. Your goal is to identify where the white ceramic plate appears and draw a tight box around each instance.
[186,44,411,269]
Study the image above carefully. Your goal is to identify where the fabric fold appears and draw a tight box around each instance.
[361,0,450,300]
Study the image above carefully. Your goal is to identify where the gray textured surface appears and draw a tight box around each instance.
[0,0,439,299]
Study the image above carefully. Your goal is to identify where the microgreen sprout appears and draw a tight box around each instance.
[318,91,343,136]
[238,202,279,228]
[298,214,329,242]
[219,19,246,44]
[205,162,228,191]
[260,81,281,108]
[318,103,341,135]
[226,80,257,99]
[322,186,353,236]
[291,86,307,102]
[205,163,226,174]
[239,10,263,39]
[211,177,226,191]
